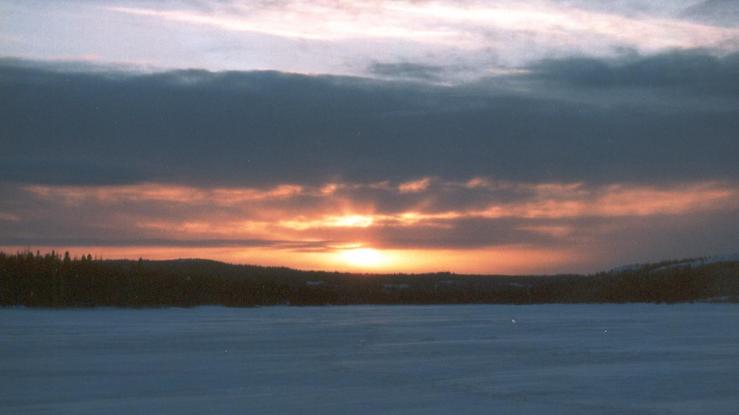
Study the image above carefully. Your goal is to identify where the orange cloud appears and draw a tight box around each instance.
[0,212,20,222]
[137,220,272,237]
[398,177,431,193]
[9,179,738,274]
[21,180,739,234]
[474,182,736,220]
[280,214,375,230]
[593,184,734,217]
[25,183,305,206]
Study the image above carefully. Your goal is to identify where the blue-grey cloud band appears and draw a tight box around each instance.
[1,51,737,188]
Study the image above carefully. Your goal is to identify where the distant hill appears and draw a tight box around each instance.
[1,251,737,307]
[609,254,739,273]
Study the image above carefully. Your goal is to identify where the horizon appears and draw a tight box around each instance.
[3,249,737,278]
[1,1,739,274]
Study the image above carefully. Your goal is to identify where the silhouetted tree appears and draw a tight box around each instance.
[0,251,737,308]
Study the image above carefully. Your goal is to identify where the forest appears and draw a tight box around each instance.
[1,251,737,307]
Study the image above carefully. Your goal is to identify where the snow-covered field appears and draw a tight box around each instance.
[1,304,737,414]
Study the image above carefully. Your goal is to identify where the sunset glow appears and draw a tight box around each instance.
[339,248,388,269]
[1,0,738,274]
[2,177,737,273]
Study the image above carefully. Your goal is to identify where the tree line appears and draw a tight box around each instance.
[1,251,737,307]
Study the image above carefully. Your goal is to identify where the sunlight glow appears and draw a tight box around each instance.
[339,248,388,268]
[10,178,739,274]
[328,215,375,228]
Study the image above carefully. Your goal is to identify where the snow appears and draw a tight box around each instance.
[609,263,647,273]
[1,304,738,414]
[609,254,739,273]
[650,254,739,272]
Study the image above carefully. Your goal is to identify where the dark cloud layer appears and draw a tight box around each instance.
[528,50,739,95]
[683,0,739,27]
[367,62,448,81]
[1,51,738,188]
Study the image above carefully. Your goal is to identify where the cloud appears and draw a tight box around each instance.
[3,1,738,82]
[2,54,738,190]
[2,176,737,272]
[107,1,739,54]
[2,179,736,248]
[368,62,448,82]
[528,50,739,95]
[683,0,739,27]
[2,1,738,273]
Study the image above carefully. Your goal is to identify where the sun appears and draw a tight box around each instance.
[339,248,387,268]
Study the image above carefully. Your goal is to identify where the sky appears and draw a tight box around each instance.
[1,0,738,274]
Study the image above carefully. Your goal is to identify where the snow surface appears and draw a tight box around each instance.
[650,254,739,272]
[1,304,738,414]
[609,254,739,273]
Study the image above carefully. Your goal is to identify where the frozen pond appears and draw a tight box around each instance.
[1,304,738,414]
